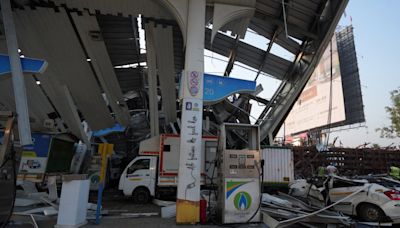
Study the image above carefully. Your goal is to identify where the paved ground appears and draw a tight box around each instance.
[8,216,266,228]
[7,189,266,228]
[85,217,265,228]
[11,189,390,228]
[7,189,400,227]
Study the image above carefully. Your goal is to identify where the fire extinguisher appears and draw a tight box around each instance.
[200,198,207,224]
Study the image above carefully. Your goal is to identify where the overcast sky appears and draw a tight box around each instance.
[204,0,400,147]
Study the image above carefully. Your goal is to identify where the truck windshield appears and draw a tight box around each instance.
[127,159,150,174]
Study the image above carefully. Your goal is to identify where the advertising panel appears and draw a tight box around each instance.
[285,34,346,135]
[19,133,52,174]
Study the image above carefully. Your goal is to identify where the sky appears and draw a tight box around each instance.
[330,0,400,147]
[204,0,400,147]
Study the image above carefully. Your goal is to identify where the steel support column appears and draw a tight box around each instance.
[1,0,32,145]
[254,0,289,82]
[223,35,239,76]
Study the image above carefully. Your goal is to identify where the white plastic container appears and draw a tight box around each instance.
[56,178,90,228]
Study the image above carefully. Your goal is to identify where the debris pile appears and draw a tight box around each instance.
[12,179,159,227]
[261,192,353,228]
[262,173,400,227]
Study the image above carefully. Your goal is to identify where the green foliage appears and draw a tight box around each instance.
[372,143,380,149]
[377,88,400,138]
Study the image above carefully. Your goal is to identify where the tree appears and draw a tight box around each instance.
[377,88,400,138]
[372,143,380,149]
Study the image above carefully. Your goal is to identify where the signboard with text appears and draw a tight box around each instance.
[203,74,256,103]
[177,71,257,222]
[285,34,346,136]
[177,71,204,203]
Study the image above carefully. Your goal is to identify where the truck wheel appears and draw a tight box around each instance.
[358,203,385,222]
[133,187,150,204]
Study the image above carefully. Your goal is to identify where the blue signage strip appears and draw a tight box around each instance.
[0,132,51,157]
[23,133,52,157]
[0,54,48,75]
[92,124,126,137]
[203,73,256,103]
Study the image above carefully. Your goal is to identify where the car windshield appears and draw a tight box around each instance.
[371,178,400,188]
[332,175,368,184]
[351,176,400,189]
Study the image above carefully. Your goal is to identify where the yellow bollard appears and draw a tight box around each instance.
[95,143,114,224]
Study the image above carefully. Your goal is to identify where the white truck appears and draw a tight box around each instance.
[118,134,218,203]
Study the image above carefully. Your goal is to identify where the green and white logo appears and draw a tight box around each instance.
[233,191,252,211]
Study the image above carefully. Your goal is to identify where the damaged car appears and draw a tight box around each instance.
[289,175,400,223]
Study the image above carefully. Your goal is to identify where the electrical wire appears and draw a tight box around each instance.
[184,168,196,199]
[204,54,271,78]
[206,135,227,226]
[0,155,11,169]
[207,159,220,225]
[246,159,264,223]
[325,40,334,147]
[250,96,268,107]
[0,144,16,228]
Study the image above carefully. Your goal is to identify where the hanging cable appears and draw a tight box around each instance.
[246,159,264,223]
[204,54,272,78]
[325,39,334,147]
[0,144,16,228]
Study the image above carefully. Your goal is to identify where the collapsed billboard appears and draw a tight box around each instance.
[285,26,365,136]
[285,34,345,135]
[336,26,365,126]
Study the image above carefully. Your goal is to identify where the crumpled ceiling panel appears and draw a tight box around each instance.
[1,32,86,138]
[96,14,142,67]
[0,76,54,131]
[206,28,291,80]
[249,17,300,54]
[254,0,281,17]
[14,7,114,131]
[114,68,143,94]
[0,42,56,132]
[71,11,131,126]
[51,0,171,19]
[286,0,319,32]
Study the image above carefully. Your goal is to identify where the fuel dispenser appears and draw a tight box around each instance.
[217,123,262,224]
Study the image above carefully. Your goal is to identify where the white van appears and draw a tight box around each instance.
[118,134,218,203]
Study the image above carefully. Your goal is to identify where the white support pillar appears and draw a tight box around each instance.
[145,21,160,137]
[1,0,32,145]
[176,0,205,224]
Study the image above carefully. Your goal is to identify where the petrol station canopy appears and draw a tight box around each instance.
[0,0,348,144]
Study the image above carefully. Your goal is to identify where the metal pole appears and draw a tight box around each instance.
[281,0,289,38]
[95,143,113,224]
[1,0,32,145]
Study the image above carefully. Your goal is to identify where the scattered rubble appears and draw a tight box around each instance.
[12,180,160,227]
[261,192,354,228]
[262,174,400,227]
